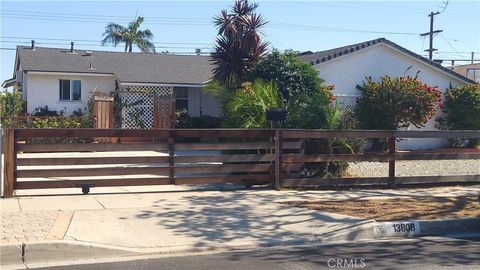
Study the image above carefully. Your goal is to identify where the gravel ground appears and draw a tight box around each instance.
[347,160,480,177]
[285,197,479,221]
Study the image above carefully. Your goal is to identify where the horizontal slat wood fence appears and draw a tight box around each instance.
[2,128,480,197]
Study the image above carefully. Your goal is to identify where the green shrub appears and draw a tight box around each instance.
[224,77,354,177]
[15,116,94,144]
[175,111,223,129]
[225,80,282,128]
[284,91,339,129]
[248,49,333,103]
[33,106,63,117]
[27,117,93,129]
[441,84,480,130]
[355,76,441,130]
[338,106,359,130]
[0,90,23,127]
[439,83,480,148]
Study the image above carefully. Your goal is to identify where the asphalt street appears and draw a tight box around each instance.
[34,236,480,270]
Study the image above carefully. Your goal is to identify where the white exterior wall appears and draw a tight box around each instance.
[314,43,467,150]
[25,73,115,115]
[187,87,220,117]
[200,90,221,117]
[17,64,27,100]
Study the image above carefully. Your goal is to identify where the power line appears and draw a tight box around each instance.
[1,9,210,21]
[2,10,421,36]
[0,41,215,50]
[419,35,426,55]
[434,59,480,61]
[0,36,213,46]
[434,51,480,54]
[442,36,479,46]
[319,2,429,15]
[268,22,420,35]
[439,33,464,59]
[437,0,449,14]
[0,47,212,55]
[2,15,212,25]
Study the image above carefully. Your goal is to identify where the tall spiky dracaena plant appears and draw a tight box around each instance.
[211,0,269,89]
[101,16,156,53]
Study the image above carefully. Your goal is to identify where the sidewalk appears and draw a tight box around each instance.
[1,185,479,267]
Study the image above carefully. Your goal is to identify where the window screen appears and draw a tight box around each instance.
[59,79,70,100]
[72,80,81,100]
[174,87,189,112]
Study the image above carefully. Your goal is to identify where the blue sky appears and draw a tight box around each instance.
[1,0,479,84]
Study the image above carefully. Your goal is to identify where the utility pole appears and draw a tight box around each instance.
[420,12,443,60]
[472,52,475,64]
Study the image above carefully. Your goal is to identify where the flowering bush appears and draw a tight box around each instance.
[355,76,441,130]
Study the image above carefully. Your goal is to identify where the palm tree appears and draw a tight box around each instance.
[211,0,268,89]
[101,16,155,53]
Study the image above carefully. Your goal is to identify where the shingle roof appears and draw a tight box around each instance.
[15,46,213,85]
[298,38,476,84]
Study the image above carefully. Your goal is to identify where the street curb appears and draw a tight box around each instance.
[416,218,480,237]
[0,241,137,269]
[0,244,22,267]
[321,217,480,241]
[1,238,418,270]
[1,218,479,269]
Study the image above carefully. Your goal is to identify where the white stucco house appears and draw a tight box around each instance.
[299,38,476,150]
[2,43,220,128]
[3,38,476,149]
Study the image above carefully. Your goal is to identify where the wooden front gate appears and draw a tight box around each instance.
[93,94,114,129]
[153,93,175,129]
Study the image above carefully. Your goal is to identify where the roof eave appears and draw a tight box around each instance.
[307,38,476,84]
[119,81,207,87]
[2,78,16,88]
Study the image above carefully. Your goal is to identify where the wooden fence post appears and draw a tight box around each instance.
[274,130,283,190]
[3,129,15,198]
[388,136,396,187]
[169,130,175,185]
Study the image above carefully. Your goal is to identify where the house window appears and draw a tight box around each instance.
[59,79,81,101]
[174,87,189,113]
[467,69,480,82]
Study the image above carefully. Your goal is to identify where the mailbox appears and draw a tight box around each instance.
[266,108,287,122]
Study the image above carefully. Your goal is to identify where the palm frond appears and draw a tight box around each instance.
[136,39,156,53]
[101,16,155,53]
[129,16,144,32]
[101,23,127,46]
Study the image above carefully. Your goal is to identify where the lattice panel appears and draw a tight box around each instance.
[121,86,173,129]
[126,85,173,95]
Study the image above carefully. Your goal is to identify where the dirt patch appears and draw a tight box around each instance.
[284,196,480,221]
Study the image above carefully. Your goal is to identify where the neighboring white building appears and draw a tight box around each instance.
[452,63,480,83]
[2,43,220,128]
[299,38,476,150]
